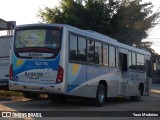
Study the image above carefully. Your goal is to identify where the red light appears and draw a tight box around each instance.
[58,75,62,79]
[9,64,13,80]
[56,66,63,83]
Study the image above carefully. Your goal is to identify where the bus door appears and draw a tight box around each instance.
[119,53,129,96]
[145,59,152,95]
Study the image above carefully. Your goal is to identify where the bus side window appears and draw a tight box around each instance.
[109,46,116,67]
[78,37,87,62]
[69,35,78,61]
[132,52,136,69]
[95,42,102,64]
[129,52,132,69]
[87,40,95,64]
[137,54,145,71]
[103,44,108,66]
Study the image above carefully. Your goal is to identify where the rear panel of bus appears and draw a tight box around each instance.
[9,24,66,94]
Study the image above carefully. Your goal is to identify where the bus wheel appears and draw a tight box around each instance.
[94,84,106,107]
[23,92,39,99]
[130,89,141,102]
[48,94,67,103]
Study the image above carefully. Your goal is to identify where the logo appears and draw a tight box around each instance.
[1,112,42,118]
[2,112,11,117]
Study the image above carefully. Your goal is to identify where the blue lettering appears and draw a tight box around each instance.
[34,62,48,66]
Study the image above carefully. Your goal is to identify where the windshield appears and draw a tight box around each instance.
[15,26,63,50]
[14,26,63,59]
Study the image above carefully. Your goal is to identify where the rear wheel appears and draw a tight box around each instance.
[130,89,141,102]
[94,84,106,107]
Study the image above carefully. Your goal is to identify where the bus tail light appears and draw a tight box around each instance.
[56,66,64,83]
[9,64,13,80]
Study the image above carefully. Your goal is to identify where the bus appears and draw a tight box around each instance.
[0,35,13,89]
[0,19,15,90]
[9,24,152,106]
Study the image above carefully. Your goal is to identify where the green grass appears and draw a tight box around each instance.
[0,90,23,97]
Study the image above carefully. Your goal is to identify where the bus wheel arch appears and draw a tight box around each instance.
[130,83,144,102]
[99,80,108,96]
[94,80,107,107]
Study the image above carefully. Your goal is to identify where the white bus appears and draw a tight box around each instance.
[9,24,152,106]
[0,35,13,89]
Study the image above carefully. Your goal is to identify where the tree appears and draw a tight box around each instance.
[38,0,86,27]
[37,0,159,47]
[141,41,159,63]
[110,0,158,47]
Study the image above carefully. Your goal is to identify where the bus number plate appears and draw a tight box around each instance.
[25,72,43,77]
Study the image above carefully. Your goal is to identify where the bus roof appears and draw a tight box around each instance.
[16,23,151,56]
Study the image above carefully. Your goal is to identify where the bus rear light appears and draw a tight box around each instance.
[9,64,13,80]
[56,66,63,83]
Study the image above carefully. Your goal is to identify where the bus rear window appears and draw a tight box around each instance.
[15,27,62,50]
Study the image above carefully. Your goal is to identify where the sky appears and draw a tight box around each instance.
[0,0,160,54]
[0,0,59,25]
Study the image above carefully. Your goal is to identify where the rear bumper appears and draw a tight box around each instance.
[9,80,65,94]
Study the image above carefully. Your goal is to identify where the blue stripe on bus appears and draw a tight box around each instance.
[12,53,60,80]
[67,64,117,93]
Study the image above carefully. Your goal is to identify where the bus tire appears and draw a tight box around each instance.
[23,92,39,99]
[48,94,67,103]
[94,84,106,107]
[130,89,141,102]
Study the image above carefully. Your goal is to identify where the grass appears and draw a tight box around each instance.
[0,90,23,98]
[0,90,48,100]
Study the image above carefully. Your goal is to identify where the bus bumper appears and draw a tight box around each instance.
[9,80,65,94]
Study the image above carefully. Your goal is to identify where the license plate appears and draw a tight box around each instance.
[25,72,43,77]
[28,78,38,82]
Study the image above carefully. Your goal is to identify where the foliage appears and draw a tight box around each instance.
[141,41,159,62]
[0,90,22,97]
[110,0,158,47]
[37,0,159,47]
